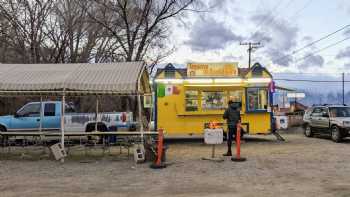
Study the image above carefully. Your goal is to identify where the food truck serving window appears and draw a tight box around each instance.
[202,91,225,110]
[185,90,199,111]
[247,88,268,112]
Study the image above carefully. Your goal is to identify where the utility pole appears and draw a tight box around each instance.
[342,72,345,105]
[240,42,261,68]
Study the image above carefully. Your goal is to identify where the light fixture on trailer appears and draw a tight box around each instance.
[246,78,272,83]
[154,79,184,84]
[185,78,213,84]
[214,78,243,83]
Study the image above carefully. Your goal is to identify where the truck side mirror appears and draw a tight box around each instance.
[322,113,329,118]
[14,113,20,118]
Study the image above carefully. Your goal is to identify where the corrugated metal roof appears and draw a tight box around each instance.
[0,62,146,95]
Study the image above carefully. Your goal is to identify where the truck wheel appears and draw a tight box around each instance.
[331,125,343,143]
[0,126,7,145]
[86,123,107,144]
[304,124,313,137]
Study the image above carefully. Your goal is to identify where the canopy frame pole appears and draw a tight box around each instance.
[95,96,99,131]
[39,95,43,132]
[60,91,66,163]
[149,92,153,130]
[137,69,144,144]
[138,93,143,143]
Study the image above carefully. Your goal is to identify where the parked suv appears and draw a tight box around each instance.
[303,105,350,142]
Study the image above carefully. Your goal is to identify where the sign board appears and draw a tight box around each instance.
[287,92,305,98]
[204,128,223,144]
[187,62,238,77]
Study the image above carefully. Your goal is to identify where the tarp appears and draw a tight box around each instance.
[0,62,147,95]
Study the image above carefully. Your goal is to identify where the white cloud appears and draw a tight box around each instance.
[336,46,350,59]
[298,53,325,68]
[250,12,299,66]
[184,17,244,52]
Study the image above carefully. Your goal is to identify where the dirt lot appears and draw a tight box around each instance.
[1,129,350,197]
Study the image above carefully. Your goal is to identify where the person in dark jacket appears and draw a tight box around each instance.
[223,100,241,156]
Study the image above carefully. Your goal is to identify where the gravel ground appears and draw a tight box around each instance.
[1,129,350,197]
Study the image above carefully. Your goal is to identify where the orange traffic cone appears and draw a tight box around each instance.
[150,129,167,169]
[231,123,246,162]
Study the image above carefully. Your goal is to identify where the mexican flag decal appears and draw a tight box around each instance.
[157,84,180,97]
[157,84,165,97]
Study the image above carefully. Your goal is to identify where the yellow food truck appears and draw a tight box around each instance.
[153,62,276,138]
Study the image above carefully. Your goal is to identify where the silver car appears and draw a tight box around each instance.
[303,105,350,142]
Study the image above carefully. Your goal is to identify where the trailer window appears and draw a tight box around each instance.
[185,90,199,111]
[247,88,268,111]
[202,91,225,110]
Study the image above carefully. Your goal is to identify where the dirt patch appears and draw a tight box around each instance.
[1,132,350,197]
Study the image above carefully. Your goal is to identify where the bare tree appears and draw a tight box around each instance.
[0,0,122,63]
[46,0,125,63]
[83,0,196,64]
[0,0,54,63]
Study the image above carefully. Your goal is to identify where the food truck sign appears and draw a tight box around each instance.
[187,62,239,77]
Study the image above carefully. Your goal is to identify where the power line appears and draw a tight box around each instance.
[294,36,350,63]
[275,24,350,63]
[290,0,314,19]
[253,1,314,60]
[274,78,349,83]
[253,0,295,44]
[250,0,285,38]
[272,72,348,75]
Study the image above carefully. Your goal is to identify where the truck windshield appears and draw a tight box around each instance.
[329,107,350,117]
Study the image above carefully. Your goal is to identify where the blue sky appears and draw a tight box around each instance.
[162,0,350,75]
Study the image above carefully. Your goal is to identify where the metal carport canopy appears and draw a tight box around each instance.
[0,61,150,162]
[0,61,149,95]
